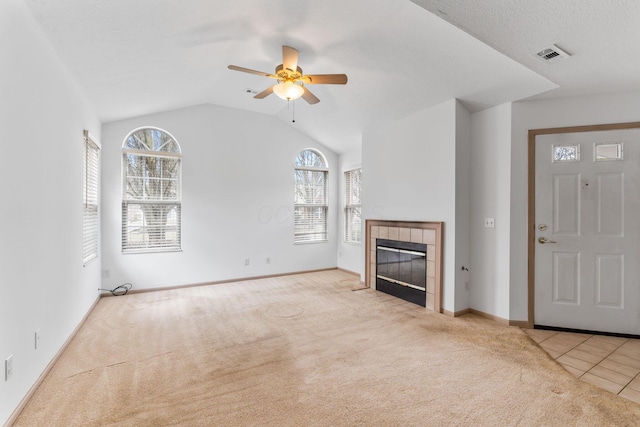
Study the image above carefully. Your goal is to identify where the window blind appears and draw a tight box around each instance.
[344,168,362,243]
[122,202,181,251]
[83,131,100,265]
[294,205,328,243]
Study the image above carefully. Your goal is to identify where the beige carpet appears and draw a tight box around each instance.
[13,270,640,426]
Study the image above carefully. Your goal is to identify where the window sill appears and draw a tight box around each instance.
[122,248,183,255]
[294,240,328,245]
[82,254,99,267]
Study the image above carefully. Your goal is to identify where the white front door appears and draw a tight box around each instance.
[534,128,640,335]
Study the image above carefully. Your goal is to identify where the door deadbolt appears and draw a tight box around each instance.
[538,224,548,231]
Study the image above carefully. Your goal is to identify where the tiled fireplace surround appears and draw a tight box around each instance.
[365,220,443,312]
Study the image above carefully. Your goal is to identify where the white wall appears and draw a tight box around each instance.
[362,99,459,312]
[509,91,640,321]
[101,104,338,290]
[0,1,101,424]
[469,103,512,320]
[337,147,363,276]
[454,101,472,312]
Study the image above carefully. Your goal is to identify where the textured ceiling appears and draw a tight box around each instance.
[24,1,637,153]
[412,0,640,102]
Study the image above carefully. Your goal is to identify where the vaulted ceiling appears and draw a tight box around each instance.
[24,0,640,153]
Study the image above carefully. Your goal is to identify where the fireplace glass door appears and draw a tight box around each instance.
[376,239,427,306]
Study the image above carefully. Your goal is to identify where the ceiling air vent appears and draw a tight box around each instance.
[534,44,570,64]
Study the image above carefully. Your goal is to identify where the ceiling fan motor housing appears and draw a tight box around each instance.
[275,64,303,81]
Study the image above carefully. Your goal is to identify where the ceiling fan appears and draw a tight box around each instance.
[228,46,348,104]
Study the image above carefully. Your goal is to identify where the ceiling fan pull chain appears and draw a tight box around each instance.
[292,100,296,123]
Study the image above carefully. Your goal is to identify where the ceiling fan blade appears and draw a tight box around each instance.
[301,87,320,105]
[301,74,348,85]
[282,46,299,72]
[228,65,276,78]
[254,85,275,99]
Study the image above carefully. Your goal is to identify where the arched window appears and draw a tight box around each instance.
[122,127,182,252]
[294,149,328,243]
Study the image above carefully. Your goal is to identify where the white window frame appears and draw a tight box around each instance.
[294,149,329,243]
[344,168,362,244]
[83,130,100,266]
[122,127,182,253]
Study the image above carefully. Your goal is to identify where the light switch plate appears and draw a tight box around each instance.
[484,218,495,228]
[5,355,13,381]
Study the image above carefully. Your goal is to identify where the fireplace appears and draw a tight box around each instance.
[365,220,443,312]
[376,239,427,306]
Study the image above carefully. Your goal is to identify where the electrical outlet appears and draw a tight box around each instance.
[244,258,250,266]
[5,355,13,381]
[265,257,271,264]
[35,329,40,350]
[484,218,495,228]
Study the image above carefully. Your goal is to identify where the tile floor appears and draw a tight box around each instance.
[524,329,640,404]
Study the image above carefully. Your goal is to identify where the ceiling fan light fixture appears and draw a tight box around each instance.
[273,81,304,101]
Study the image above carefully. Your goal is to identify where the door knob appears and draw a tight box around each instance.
[538,237,557,244]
